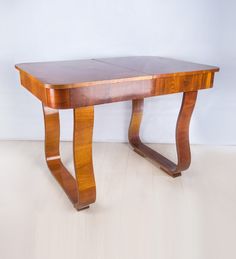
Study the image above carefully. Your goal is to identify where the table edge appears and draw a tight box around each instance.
[15,65,219,90]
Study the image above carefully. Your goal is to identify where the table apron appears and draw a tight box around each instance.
[22,72,214,109]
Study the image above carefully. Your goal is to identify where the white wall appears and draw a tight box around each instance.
[0,0,235,144]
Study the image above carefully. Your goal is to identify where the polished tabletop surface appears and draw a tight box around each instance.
[15,56,219,89]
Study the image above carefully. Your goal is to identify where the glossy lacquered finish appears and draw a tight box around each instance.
[129,91,198,177]
[43,105,96,210]
[16,56,218,109]
[16,56,219,210]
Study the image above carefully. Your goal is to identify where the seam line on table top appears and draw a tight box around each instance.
[92,58,155,78]
[93,58,219,77]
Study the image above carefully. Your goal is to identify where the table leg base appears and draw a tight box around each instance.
[129,91,198,177]
[75,205,90,211]
[160,168,182,178]
[132,144,182,178]
[43,105,96,211]
[40,91,197,209]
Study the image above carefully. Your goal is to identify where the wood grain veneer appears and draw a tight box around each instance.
[43,105,96,210]
[16,56,219,210]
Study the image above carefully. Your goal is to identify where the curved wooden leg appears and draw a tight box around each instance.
[43,105,96,210]
[128,91,198,177]
[73,107,96,209]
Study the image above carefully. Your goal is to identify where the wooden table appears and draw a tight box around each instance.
[16,56,219,210]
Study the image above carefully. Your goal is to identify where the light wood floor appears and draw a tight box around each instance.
[1,141,236,259]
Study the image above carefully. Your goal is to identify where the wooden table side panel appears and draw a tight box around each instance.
[44,72,215,109]
[45,79,154,109]
[19,71,47,103]
[155,72,214,95]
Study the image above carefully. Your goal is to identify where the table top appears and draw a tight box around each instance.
[16,56,219,89]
